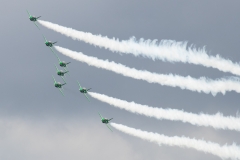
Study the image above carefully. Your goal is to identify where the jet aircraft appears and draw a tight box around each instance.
[43,35,57,53]
[77,81,91,101]
[55,65,68,82]
[26,10,41,29]
[98,113,113,132]
[52,76,66,96]
[53,52,70,70]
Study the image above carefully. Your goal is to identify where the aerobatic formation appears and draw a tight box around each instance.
[28,10,240,159]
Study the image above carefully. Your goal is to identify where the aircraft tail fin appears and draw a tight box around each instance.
[64,70,70,76]
[53,41,57,44]
[87,88,91,91]
[66,62,71,64]
[63,67,69,73]
[109,118,113,121]
[36,16,41,19]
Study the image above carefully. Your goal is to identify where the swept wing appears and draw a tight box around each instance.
[98,113,104,119]
[84,93,90,101]
[61,76,66,83]
[34,22,40,30]
[77,81,82,88]
[106,124,113,132]
[59,88,64,96]
[42,35,48,42]
[52,76,57,83]
[26,10,31,17]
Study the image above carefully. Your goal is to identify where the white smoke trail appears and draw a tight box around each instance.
[111,123,240,159]
[89,92,240,131]
[39,20,240,76]
[54,45,240,95]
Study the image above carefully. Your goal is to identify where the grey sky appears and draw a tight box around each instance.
[0,0,240,160]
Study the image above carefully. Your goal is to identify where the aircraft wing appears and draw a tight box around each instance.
[98,113,104,119]
[59,88,64,96]
[84,93,90,101]
[106,124,113,132]
[52,76,57,83]
[61,76,66,83]
[42,35,48,42]
[34,22,40,30]
[55,65,59,71]
[50,47,56,54]
[77,81,82,88]
[26,10,31,17]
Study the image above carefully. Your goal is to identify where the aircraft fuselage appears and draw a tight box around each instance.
[45,42,53,47]
[80,89,87,93]
[102,119,110,124]
[54,82,63,88]
[60,61,67,67]
[29,16,37,21]
[57,71,65,76]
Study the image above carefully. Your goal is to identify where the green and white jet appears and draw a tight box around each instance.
[77,81,91,101]
[43,35,57,53]
[55,65,68,82]
[53,51,70,71]
[52,76,66,96]
[26,10,41,29]
[98,113,113,132]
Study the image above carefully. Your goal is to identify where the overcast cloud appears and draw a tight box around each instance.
[0,0,240,160]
